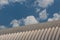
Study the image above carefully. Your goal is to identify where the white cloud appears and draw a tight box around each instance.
[0,0,9,5]
[48,18,53,21]
[0,0,54,8]
[35,8,41,13]
[10,16,39,27]
[0,0,26,7]
[0,25,6,29]
[10,19,20,27]
[48,13,60,21]
[24,16,39,25]
[34,0,54,8]
[39,9,48,20]
[9,0,26,3]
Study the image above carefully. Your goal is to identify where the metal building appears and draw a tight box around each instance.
[0,20,60,40]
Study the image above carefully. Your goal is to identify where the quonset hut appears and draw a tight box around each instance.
[0,20,60,40]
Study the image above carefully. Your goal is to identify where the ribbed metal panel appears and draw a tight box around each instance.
[0,27,60,40]
[0,20,60,35]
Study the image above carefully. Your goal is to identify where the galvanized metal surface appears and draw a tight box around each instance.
[0,27,60,40]
[0,20,60,40]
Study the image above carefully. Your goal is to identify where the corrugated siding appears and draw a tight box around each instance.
[0,27,60,40]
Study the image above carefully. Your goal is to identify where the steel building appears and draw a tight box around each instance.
[0,20,60,40]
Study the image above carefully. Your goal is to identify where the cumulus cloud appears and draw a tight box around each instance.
[10,19,20,27]
[0,0,9,5]
[24,16,39,25]
[35,8,41,13]
[48,13,60,21]
[0,0,26,7]
[34,0,54,8]
[39,9,48,20]
[10,16,39,27]
[0,0,54,8]
[0,25,6,29]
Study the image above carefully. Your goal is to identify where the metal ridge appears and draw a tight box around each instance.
[0,20,60,35]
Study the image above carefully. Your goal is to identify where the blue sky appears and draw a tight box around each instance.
[0,0,60,29]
